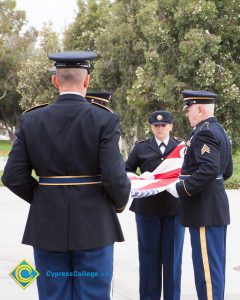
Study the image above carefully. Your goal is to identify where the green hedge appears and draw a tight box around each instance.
[0,171,4,185]
[0,140,11,157]
[225,177,240,189]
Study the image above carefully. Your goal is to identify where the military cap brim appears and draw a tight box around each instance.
[151,121,171,125]
[149,110,173,124]
[48,51,97,72]
[181,90,218,110]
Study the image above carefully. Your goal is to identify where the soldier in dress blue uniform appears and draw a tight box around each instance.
[125,110,185,300]
[1,51,131,300]
[167,90,233,300]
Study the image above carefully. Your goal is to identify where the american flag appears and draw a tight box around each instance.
[128,142,185,198]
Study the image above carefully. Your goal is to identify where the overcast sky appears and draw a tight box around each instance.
[16,0,78,33]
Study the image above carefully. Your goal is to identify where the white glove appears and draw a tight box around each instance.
[139,171,154,180]
[166,182,179,198]
[127,172,138,178]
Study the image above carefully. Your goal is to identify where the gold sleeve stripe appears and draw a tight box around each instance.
[116,206,126,211]
[200,227,213,300]
[183,180,191,196]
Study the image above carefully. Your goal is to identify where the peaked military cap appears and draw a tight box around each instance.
[181,90,218,110]
[48,51,97,74]
[149,110,173,125]
[85,92,112,106]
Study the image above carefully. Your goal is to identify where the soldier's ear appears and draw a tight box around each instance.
[199,104,205,116]
[83,74,90,89]
[52,75,60,89]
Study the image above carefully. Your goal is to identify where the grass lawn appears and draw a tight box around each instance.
[232,152,240,176]
[226,151,240,189]
[0,140,12,156]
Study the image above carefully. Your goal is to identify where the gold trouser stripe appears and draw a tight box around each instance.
[200,227,213,300]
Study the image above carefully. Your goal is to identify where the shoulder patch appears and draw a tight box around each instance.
[173,136,184,142]
[24,103,49,114]
[136,139,150,144]
[91,101,113,113]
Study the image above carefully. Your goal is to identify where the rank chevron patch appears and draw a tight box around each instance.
[201,144,210,155]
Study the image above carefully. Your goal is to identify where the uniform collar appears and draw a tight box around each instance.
[56,93,87,102]
[149,136,176,156]
[195,116,217,129]
[154,136,170,147]
[60,91,85,97]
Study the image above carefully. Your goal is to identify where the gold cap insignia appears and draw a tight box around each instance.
[157,115,163,121]
[201,144,210,155]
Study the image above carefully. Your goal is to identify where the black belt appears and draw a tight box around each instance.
[180,174,223,180]
[39,175,102,186]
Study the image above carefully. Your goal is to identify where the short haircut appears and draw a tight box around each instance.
[203,103,215,115]
[56,68,87,86]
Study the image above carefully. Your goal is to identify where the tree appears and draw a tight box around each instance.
[17,24,60,109]
[0,0,37,143]
[63,0,111,52]
[126,0,240,151]
[62,0,240,152]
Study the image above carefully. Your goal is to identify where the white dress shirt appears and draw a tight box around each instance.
[155,136,170,154]
[60,91,85,97]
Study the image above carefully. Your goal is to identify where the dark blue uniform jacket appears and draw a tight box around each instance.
[176,117,233,227]
[2,94,131,251]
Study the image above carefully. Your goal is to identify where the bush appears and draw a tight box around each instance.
[225,177,240,190]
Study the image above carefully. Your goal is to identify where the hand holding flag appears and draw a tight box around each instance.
[128,142,185,198]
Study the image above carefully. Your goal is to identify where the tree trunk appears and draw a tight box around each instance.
[7,127,16,144]
[2,119,16,144]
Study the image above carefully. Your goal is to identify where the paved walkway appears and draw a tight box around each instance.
[0,188,240,299]
[0,157,7,171]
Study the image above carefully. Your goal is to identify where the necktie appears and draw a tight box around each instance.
[159,142,166,154]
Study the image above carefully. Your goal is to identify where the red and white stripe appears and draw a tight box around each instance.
[128,142,185,198]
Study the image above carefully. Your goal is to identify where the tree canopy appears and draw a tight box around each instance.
[1,0,240,152]
[0,0,37,142]
[17,24,60,109]
[63,0,240,152]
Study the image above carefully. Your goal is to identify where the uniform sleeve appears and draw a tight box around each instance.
[1,121,38,203]
[125,144,139,173]
[99,113,131,212]
[176,129,220,198]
